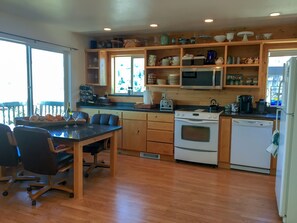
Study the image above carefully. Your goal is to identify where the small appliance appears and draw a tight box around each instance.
[181,67,223,89]
[238,95,253,113]
[160,93,174,111]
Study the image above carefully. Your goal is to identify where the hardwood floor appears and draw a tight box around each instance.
[0,153,281,223]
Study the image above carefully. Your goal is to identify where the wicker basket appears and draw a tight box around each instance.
[124,39,141,48]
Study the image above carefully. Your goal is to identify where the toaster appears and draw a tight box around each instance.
[160,99,174,111]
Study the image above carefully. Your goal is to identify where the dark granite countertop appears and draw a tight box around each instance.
[221,112,277,120]
[77,102,277,120]
[76,102,174,113]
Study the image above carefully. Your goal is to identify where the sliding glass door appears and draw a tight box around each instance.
[0,39,68,125]
[31,49,65,115]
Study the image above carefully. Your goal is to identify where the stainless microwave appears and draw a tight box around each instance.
[181,67,223,89]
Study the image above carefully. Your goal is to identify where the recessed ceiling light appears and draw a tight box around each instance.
[150,24,158,28]
[104,27,111,31]
[270,12,280,17]
[204,19,214,23]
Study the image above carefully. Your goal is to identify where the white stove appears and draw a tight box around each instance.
[175,108,223,121]
[174,107,223,165]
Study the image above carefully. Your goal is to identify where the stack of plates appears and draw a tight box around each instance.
[168,74,180,85]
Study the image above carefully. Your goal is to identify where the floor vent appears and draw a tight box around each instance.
[140,152,160,160]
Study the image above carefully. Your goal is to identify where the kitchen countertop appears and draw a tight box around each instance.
[77,102,277,120]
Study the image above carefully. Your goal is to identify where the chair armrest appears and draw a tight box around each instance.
[47,138,73,153]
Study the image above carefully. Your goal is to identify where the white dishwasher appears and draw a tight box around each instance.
[230,118,273,174]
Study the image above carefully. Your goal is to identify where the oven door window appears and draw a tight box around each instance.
[182,126,210,142]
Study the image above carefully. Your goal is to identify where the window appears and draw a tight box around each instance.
[0,37,69,125]
[111,55,145,95]
[266,50,297,106]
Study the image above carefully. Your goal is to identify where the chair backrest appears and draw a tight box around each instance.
[72,111,90,123]
[90,114,119,126]
[39,101,64,116]
[13,126,60,175]
[0,124,19,167]
[1,101,27,125]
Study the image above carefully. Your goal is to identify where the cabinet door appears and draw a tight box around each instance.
[218,116,232,168]
[122,119,147,151]
[85,50,107,86]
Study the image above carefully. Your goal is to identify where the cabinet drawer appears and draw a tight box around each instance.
[147,130,173,143]
[123,111,147,120]
[147,141,173,156]
[147,121,173,131]
[147,113,174,123]
[99,109,123,118]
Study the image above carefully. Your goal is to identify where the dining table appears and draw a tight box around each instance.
[45,123,122,199]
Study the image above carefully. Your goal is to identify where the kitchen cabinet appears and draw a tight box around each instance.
[145,46,182,87]
[122,111,147,151]
[142,41,263,89]
[147,113,174,156]
[218,116,232,169]
[85,49,107,86]
[224,42,263,89]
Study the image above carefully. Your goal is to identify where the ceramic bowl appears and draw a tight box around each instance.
[157,79,166,85]
[214,35,226,42]
[263,33,272,40]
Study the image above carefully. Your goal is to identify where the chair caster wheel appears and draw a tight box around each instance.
[32,200,36,206]
[27,187,32,192]
[69,193,74,198]
[2,191,8,196]
[84,173,89,178]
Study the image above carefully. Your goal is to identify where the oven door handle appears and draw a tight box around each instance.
[175,118,218,124]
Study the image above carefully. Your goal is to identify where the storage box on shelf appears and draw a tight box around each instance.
[145,46,182,87]
[85,49,107,86]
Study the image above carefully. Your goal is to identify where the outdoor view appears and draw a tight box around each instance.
[0,39,65,125]
[114,56,145,94]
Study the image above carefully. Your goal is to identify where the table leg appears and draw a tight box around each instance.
[73,142,83,199]
[110,131,118,176]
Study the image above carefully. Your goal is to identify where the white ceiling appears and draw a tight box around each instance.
[0,0,296,37]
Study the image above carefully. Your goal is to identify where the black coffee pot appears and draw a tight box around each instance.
[239,95,253,113]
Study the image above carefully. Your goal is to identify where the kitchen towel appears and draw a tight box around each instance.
[266,129,280,157]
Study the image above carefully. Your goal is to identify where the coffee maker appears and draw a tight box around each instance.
[239,95,253,113]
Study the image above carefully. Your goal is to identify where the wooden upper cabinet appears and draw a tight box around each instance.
[85,49,107,86]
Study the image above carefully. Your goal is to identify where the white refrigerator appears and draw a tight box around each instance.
[275,57,297,222]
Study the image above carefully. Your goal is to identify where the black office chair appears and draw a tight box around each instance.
[83,114,119,177]
[0,124,39,196]
[13,126,74,205]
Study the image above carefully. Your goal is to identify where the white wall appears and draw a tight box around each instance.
[0,11,89,109]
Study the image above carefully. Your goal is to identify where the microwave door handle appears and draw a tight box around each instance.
[212,69,215,87]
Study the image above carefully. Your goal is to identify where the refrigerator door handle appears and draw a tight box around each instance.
[276,108,281,131]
